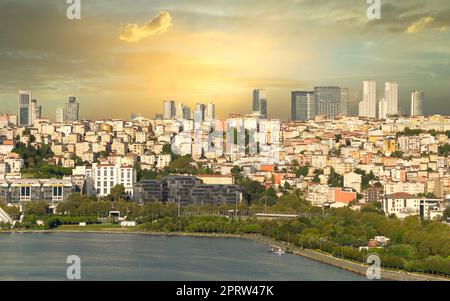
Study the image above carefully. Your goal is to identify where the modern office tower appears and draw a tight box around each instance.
[56,107,64,123]
[35,104,42,120]
[194,103,206,121]
[411,90,425,116]
[64,97,79,121]
[18,91,32,126]
[340,88,349,115]
[291,91,315,121]
[206,103,216,121]
[359,80,377,118]
[252,89,268,119]
[385,81,398,116]
[175,103,184,119]
[182,106,191,120]
[175,103,191,120]
[30,99,37,125]
[378,97,388,119]
[314,86,342,119]
[163,100,176,119]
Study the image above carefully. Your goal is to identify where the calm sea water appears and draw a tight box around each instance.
[0,233,367,281]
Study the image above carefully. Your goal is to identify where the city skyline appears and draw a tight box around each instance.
[7,82,431,123]
[0,0,449,120]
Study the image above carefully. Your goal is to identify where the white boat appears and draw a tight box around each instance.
[268,245,285,255]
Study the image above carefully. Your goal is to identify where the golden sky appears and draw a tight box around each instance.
[0,0,449,120]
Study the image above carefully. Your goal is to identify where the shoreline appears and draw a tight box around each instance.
[2,229,448,281]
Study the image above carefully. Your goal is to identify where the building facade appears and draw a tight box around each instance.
[65,97,80,122]
[411,90,424,116]
[18,91,32,126]
[314,86,342,119]
[291,91,315,121]
[359,80,377,118]
[252,89,268,119]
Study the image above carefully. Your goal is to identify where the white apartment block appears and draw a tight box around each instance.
[74,163,136,197]
[383,193,443,220]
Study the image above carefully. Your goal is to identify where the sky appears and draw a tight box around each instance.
[0,0,449,120]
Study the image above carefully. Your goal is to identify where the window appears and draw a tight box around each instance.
[20,186,31,200]
[53,187,63,196]
[52,186,63,201]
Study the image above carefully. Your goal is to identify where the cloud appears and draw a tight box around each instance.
[119,11,173,43]
[406,16,434,34]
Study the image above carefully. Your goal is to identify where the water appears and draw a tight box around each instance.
[0,233,367,281]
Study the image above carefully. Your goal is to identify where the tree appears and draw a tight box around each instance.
[438,143,450,156]
[162,143,179,160]
[328,168,343,187]
[24,201,48,216]
[110,185,126,201]
[391,151,404,158]
[168,156,197,174]
[231,165,242,181]
[295,165,309,178]
[443,207,450,221]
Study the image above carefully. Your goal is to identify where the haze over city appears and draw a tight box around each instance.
[0,0,449,120]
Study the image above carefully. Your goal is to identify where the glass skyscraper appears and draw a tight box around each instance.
[411,90,424,116]
[65,97,80,121]
[314,86,342,119]
[18,91,31,126]
[291,91,315,121]
[252,89,267,119]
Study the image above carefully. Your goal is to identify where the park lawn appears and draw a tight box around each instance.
[54,224,137,232]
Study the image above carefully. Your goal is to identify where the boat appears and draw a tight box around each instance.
[268,245,285,255]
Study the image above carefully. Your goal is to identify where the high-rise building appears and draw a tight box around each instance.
[163,100,176,119]
[314,86,342,119]
[30,99,37,125]
[359,80,377,118]
[18,91,32,126]
[174,103,191,120]
[56,107,64,123]
[291,91,315,121]
[206,103,216,121]
[176,103,184,119]
[252,89,267,119]
[182,106,191,120]
[340,88,349,115]
[35,105,42,120]
[385,82,398,116]
[194,103,206,121]
[378,97,388,119]
[65,97,79,121]
[411,90,424,116]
